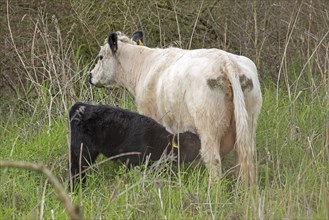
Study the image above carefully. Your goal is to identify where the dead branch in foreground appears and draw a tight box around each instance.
[0,160,83,220]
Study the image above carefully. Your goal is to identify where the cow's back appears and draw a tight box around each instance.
[135,48,236,134]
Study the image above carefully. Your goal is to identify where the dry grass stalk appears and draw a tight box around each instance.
[0,160,83,220]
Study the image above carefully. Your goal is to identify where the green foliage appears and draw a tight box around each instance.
[1,83,328,219]
[1,0,328,219]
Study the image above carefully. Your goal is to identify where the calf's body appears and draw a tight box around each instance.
[69,102,200,185]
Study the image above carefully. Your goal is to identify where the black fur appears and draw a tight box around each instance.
[69,102,200,186]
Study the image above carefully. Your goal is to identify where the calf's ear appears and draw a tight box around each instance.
[132,30,144,46]
[108,32,118,54]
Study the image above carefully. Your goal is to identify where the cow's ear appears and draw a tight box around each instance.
[108,32,118,54]
[132,30,144,46]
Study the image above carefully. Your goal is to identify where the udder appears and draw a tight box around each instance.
[220,116,236,157]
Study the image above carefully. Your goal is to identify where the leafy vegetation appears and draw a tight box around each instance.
[1,0,328,219]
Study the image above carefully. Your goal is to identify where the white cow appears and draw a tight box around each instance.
[90,31,262,184]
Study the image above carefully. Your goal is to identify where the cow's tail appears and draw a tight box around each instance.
[224,57,254,185]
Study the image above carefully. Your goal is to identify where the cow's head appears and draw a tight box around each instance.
[89,31,144,87]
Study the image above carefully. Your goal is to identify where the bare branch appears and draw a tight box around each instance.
[0,160,83,220]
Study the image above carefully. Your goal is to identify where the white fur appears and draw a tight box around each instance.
[90,32,262,184]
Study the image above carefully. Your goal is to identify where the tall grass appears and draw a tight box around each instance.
[1,85,328,219]
[1,0,328,219]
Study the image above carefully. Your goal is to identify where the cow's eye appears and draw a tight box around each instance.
[99,55,104,61]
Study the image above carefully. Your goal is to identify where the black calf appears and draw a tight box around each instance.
[69,102,200,185]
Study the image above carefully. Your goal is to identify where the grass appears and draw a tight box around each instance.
[1,83,328,219]
[1,0,328,219]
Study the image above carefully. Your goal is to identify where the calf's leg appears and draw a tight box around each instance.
[70,143,99,188]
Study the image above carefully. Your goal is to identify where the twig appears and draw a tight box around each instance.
[70,151,141,180]
[0,160,83,220]
[188,0,205,49]
[39,177,49,220]
[276,1,302,105]
[171,0,182,48]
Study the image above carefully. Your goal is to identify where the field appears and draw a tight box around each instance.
[1,0,328,219]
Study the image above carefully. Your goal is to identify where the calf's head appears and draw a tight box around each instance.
[89,31,144,87]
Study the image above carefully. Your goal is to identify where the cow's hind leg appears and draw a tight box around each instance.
[199,134,223,180]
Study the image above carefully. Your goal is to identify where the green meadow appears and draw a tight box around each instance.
[1,0,328,219]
